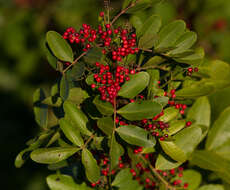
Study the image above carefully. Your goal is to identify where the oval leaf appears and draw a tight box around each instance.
[82,149,100,183]
[97,117,114,136]
[197,185,224,190]
[110,135,124,169]
[60,75,69,101]
[167,120,185,136]
[63,101,92,136]
[116,125,155,147]
[155,154,182,170]
[118,72,150,99]
[30,147,79,164]
[59,118,84,147]
[93,96,114,116]
[159,107,179,123]
[46,31,73,62]
[117,100,162,121]
[206,106,230,150]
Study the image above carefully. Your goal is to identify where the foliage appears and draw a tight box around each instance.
[14,0,230,190]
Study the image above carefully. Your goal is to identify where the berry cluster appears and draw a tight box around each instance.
[91,62,135,104]
[187,67,198,76]
[63,22,139,62]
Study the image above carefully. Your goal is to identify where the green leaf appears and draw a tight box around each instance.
[112,168,143,190]
[93,96,114,116]
[46,132,61,147]
[117,100,162,121]
[155,154,182,170]
[197,185,224,190]
[33,88,48,128]
[138,15,162,49]
[126,0,152,14]
[174,170,202,190]
[144,56,166,67]
[122,0,133,9]
[30,147,79,164]
[160,126,202,162]
[59,118,84,147]
[167,120,185,136]
[174,48,204,65]
[110,135,124,169]
[42,97,62,107]
[48,160,68,171]
[118,72,150,99]
[116,125,156,147]
[140,15,161,37]
[213,140,230,161]
[147,69,160,100]
[154,96,169,107]
[46,31,73,62]
[206,106,230,150]
[86,74,94,85]
[45,42,57,70]
[67,88,89,105]
[154,20,186,52]
[60,75,69,101]
[97,117,114,136]
[159,141,187,162]
[47,174,92,190]
[190,150,230,173]
[159,107,179,123]
[64,101,91,136]
[82,149,100,183]
[175,82,215,99]
[130,15,143,36]
[167,31,197,56]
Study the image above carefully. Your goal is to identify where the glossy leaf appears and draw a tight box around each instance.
[167,31,197,56]
[46,31,73,62]
[82,149,100,183]
[159,141,187,162]
[59,118,84,147]
[167,120,185,136]
[84,47,102,65]
[147,69,160,100]
[159,107,179,123]
[30,147,79,164]
[175,82,215,99]
[67,62,85,81]
[93,96,114,116]
[63,101,92,136]
[117,100,162,121]
[126,0,152,13]
[155,154,182,170]
[206,106,230,150]
[112,168,143,190]
[97,117,114,136]
[116,125,156,147]
[154,96,169,107]
[110,135,124,169]
[47,174,92,190]
[140,15,161,37]
[118,72,150,99]
[60,75,69,101]
[144,56,166,67]
[174,48,204,65]
[154,20,186,52]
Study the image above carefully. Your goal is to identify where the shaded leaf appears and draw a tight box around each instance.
[46,31,73,62]
[59,118,84,147]
[97,117,114,136]
[60,75,69,101]
[159,107,179,123]
[167,120,185,136]
[110,135,124,169]
[155,154,181,170]
[63,101,92,136]
[197,185,224,190]
[93,96,114,116]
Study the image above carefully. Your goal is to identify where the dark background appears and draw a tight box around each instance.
[1,0,230,189]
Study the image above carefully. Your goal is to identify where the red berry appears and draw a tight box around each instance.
[186,121,192,127]
[194,67,199,72]
[187,67,193,72]
[91,84,96,88]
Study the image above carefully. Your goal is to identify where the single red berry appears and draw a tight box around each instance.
[194,67,199,72]
[99,12,104,17]
[187,67,193,72]
[91,84,96,88]
[186,121,192,127]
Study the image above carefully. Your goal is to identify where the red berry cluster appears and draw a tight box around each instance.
[187,67,198,76]
[63,13,139,62]
[91,62,135,104]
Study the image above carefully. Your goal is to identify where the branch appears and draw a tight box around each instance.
[81,133,95,149]
[111,0,139,25]
[140,155,177,190]
[63,51,87,74]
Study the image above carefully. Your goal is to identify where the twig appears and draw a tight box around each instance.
[81,133,95,149]
[63,51,87,73]
[140,155,176,190]
[111,0,139,25]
